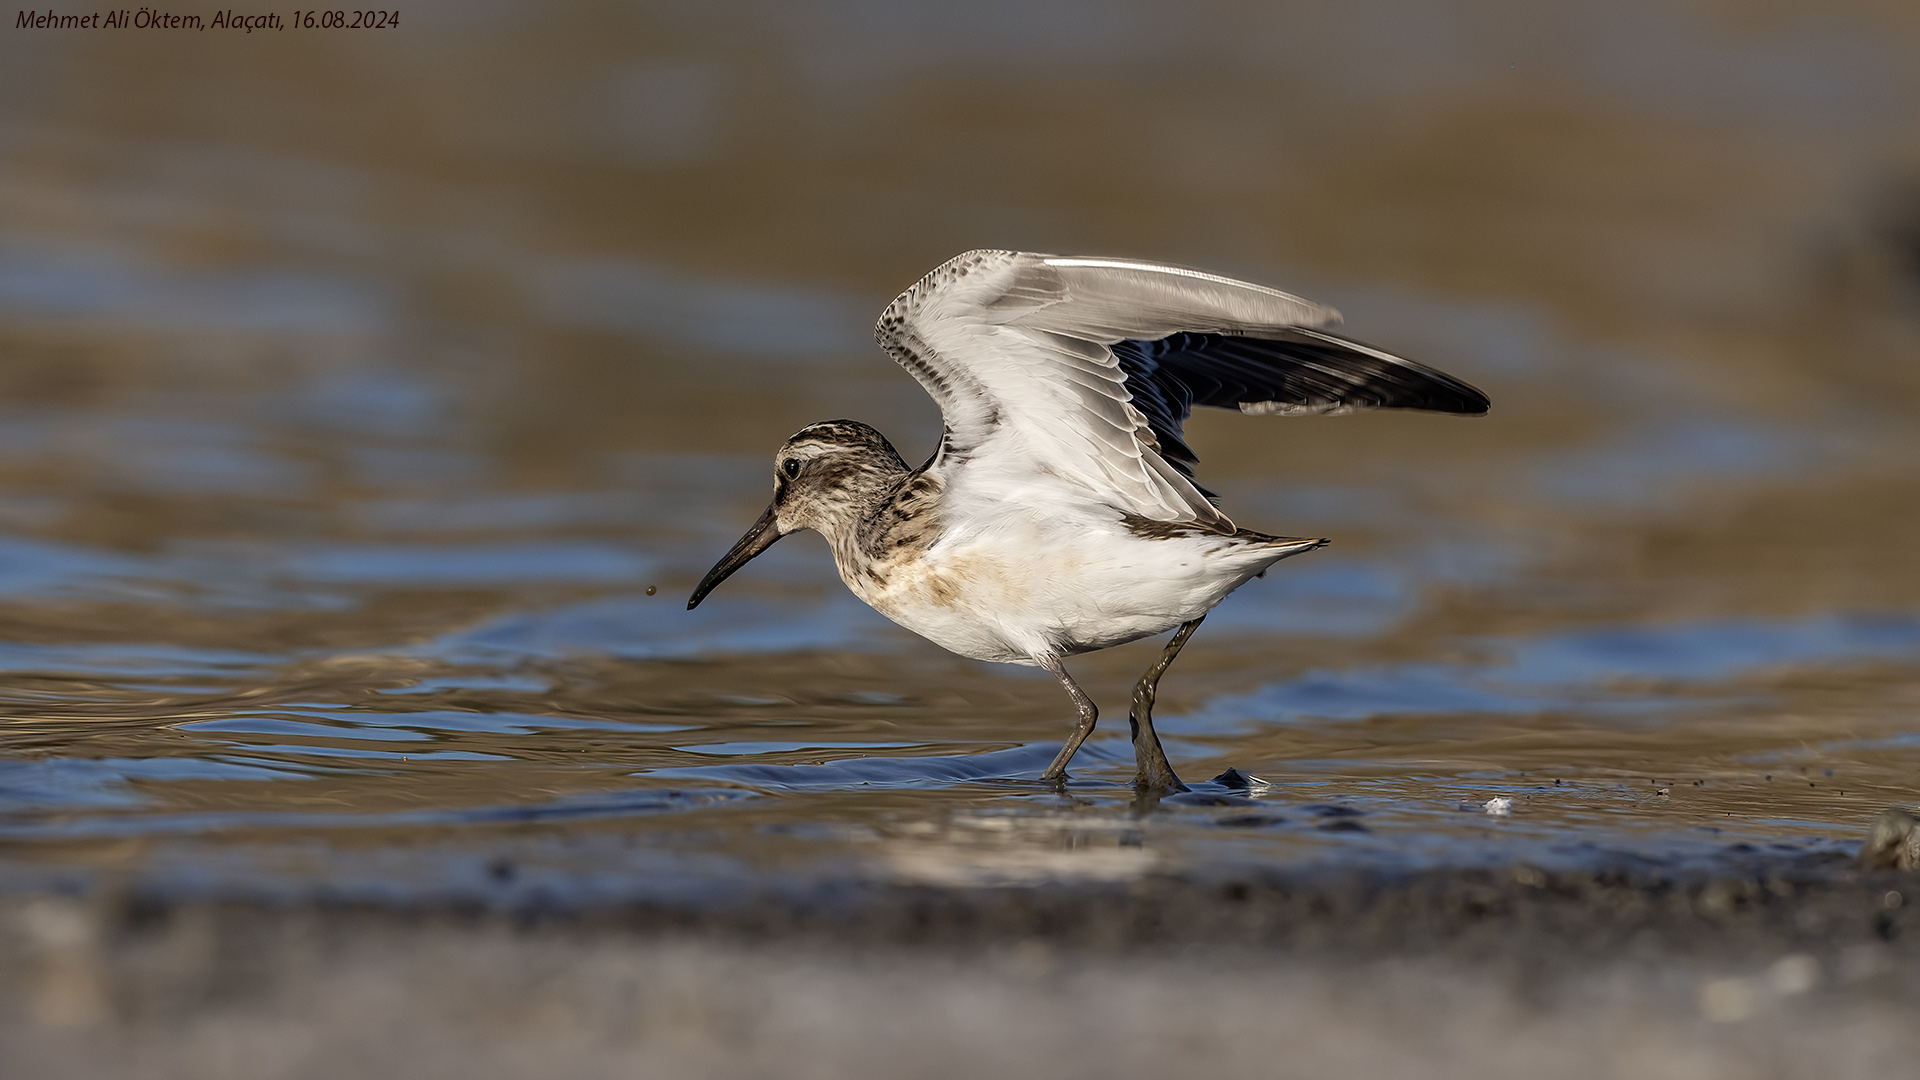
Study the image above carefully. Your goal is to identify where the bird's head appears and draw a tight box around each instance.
[687,420,906,609]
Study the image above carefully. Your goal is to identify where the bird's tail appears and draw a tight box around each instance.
[1236,531,1327,555]
[1238,533,1326,577]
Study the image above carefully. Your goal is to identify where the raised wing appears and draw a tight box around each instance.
[874,250,1488,530]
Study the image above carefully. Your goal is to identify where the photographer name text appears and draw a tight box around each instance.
[15,8,399,31]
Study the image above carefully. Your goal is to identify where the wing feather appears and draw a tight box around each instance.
[874,250,1488,528]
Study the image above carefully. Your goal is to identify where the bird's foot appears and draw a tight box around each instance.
[1131,761,1188,794]
[1131,769,1269,814]
[1129,739,1188,794]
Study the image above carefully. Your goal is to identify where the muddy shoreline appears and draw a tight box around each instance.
[6,848,1913,958]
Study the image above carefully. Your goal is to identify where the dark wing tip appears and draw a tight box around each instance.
[1273,328,1491,416]
[1405,372,1491,416]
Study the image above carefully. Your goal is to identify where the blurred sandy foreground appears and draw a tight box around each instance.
[2,861,1919,1079]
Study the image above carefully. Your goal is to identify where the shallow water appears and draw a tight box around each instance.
[1,0,1919,905]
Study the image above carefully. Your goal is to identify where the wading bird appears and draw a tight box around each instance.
[688,251,1488,791]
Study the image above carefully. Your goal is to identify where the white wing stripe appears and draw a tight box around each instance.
[1040,257,1334,313]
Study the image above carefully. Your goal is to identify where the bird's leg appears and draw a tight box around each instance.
[1038,656,1097,787]
[1129,617,1202,793]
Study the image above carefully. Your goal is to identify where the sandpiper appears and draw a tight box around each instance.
[689,250,1488,791]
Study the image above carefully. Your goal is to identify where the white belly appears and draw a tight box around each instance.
[838,517,1301,665]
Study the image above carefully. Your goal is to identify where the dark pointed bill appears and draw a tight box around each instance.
[687,502,785,609]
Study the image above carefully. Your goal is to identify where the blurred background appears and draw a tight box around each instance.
[0,0,1918,898]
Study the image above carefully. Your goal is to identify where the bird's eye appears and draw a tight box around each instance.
[781,458,801,479]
